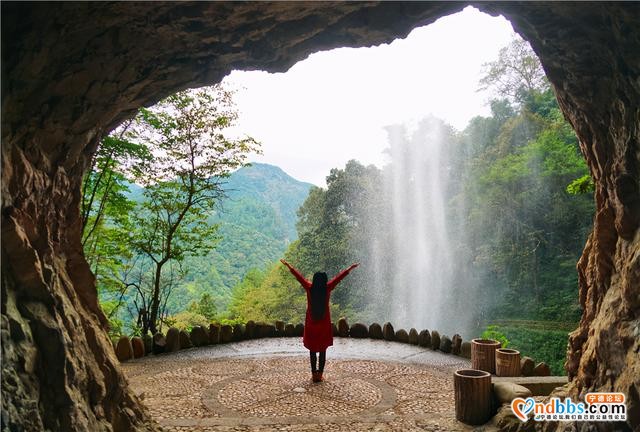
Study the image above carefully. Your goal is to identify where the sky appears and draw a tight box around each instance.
[222,6,517,186]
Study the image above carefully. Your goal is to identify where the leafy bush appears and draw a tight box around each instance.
[566,174,595,194]
[481,325,510,348]
[100,300,125,338]
[165,311,209,331]
[487,322,570,375]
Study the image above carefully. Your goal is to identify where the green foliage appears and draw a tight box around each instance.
[227,268,270,322]
[487,322,571,375]
[227,65,592,335]
[566,175,595,195]
[100,300,125,338]
[295,161,383,313]
[82,84,261,335]
[479,36,549,105]
[187,293,218,321]
[81,119,153,329]
[227,250,308,324]
[125,85,260,334]
[454,63,593,325]
[226,244,357,325]
[152,163,312,315]
[481,325,509,348]
[165,310,209,331]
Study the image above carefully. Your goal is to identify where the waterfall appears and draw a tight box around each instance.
[368,117,458,335]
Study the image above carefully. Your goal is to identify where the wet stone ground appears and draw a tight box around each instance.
[122,338,473,431]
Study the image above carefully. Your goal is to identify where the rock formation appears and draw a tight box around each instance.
[232,324,245,342]
[151,333,166,356]
[408,328,419,345]
[337,317,350,337]
[191,326,210,346]
[430,330,441,351]
[451,334,462,355]
[115,336,134,362]
[165,328,181,353]
[395,329,409,343]
[131,337,145,359]
[418,330,432,348]
[284,323,296,337]
[209,324,220,344]
[382,322,395,341]
[2,3,638,431]
[439,335,453,353]
[220,325,233,343]
[368,322,383,339]
[349,323,368,338]
[178,331,192,350]
[521,356,535,377]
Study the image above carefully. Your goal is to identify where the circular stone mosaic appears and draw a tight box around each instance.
[121,341,473,431]
[213,370,382,417]
[335,359,393,375]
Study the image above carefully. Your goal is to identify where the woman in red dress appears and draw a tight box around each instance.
[280,259,359,383]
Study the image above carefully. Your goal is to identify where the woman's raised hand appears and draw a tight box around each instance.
[349,263,360,270]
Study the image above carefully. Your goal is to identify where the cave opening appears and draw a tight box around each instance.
[96,6,587,376]
[2,3,638,431]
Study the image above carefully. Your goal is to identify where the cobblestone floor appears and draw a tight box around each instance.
[122,338,473,431]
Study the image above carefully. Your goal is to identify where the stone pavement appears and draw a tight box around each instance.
[122,338,473,431]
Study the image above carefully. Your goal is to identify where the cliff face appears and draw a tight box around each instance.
[2,2,638,431]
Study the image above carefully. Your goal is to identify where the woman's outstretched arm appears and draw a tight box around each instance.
[328,263,359,290]
[280,259,311,289]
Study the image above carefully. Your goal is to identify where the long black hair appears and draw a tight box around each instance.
[310,272,328,321]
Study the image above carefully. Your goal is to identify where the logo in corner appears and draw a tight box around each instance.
[511,397,535,422]
[511,393,626,422]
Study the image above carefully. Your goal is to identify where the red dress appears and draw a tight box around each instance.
[286,266,354,352]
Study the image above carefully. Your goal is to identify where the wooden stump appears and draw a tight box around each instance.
[471,338,501,374]
[454,369,492,425]
[496,348,521,377]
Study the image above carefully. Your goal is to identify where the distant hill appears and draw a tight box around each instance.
[220,162,312,242]
[166,163,313,311]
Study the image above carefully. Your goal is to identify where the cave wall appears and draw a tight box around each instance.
[2,2,638,431]
[476,4,640,429]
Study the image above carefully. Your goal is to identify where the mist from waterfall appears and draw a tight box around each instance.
[363,116,469,336]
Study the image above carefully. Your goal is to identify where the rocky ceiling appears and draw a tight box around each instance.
[2,2,638,431]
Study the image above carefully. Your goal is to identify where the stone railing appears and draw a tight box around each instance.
[113,316,551,377]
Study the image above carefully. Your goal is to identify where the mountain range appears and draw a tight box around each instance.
[165,163,313,311]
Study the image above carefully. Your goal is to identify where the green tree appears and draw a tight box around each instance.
[81,119,152,335]
[458,53,593,323]
[165,310,209,332]
[479,36,548,106]
[189,293,217,321]
[129,86,260,335]
[226,267,272,322]
[295,160,383,311]
[226,242,349,324]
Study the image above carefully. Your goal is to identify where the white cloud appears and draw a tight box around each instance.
[223,6,516,186]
